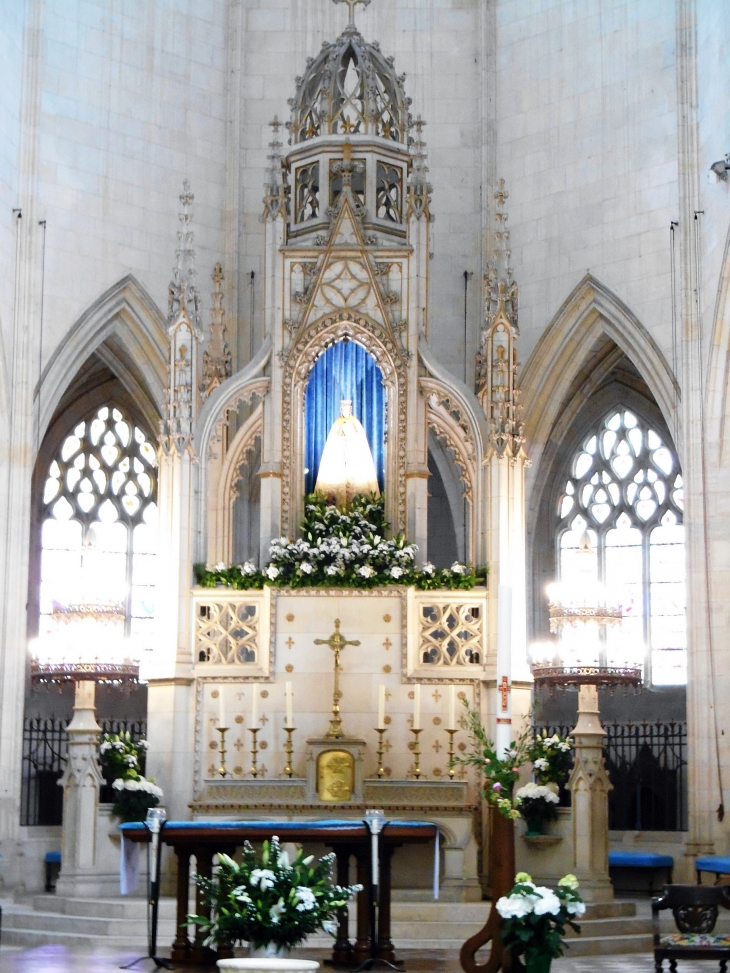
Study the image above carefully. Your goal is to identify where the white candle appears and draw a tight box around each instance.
[218,688,226,728]
[378,685,385,729]
[448,685,456,730]
[413,683,421,730]
[252,688,259,727]
[285,681,293,728]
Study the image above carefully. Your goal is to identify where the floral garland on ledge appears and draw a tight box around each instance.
[194,494,487,591]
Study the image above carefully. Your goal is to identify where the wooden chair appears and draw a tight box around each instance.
[653,884,730,972]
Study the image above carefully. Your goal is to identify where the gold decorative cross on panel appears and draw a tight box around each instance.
[314,619,360,738]
[333,0,371,29]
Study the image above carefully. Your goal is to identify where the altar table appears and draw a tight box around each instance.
[120,818,438,968]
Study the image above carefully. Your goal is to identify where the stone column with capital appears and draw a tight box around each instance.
[55,681,105,897]
[567,684,614,903]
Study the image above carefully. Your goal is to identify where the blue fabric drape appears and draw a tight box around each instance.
[304,340,385,495]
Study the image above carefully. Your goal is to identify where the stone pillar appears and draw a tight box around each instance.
[567,684,613,904]
[55,681,104,897]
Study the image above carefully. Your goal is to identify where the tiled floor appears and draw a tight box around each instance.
[0,946,717,972]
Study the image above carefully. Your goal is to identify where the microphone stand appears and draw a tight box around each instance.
[121,812,174,970]
[353,811,403,972]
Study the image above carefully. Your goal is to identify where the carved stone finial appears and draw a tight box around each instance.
[200,263,232,400]
[262,116,287,222]
[407,114,433,221]
[475,179,523,457]
[333,0,371,30]
[168,179,201,327]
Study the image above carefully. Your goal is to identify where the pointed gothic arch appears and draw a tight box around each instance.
[36,275,168,444]
[521,274,680,489]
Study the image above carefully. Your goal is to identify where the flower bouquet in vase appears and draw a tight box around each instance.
[189,835,361,972]
[497,872,585,973]
[515,783,560,836]
[98,731,163,823]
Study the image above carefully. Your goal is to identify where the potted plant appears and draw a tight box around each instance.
[514,782,560,836]
[189,835,361,971]
[98,731,163,823]
[496,872,585,973]
[529,731,574,791]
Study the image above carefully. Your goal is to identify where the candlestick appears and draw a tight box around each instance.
[448,684,456,730]
[410,727,423,780]
[251,688,259,727]
[218,687,226,729]
[217,727,229,778]
[285,681,293,728]
[413,682,421,730]
[375,727,386,779]
[446,728,457,779]
[283,725,295,778]
[377,684,385,729]
[248,726,260,778]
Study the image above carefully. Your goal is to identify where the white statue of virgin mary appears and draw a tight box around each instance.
[314,399,380,507]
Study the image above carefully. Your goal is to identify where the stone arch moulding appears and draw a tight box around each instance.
[36,275,168,444]
[520,273,680,504]
[281,312,407,538]
[419,338,489,566]
[194,337,272,564]
[210,402,264,566]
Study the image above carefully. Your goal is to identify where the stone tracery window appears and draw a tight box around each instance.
[295,163,319,223]
[376,162,402,222]
[556,409,685,685]
[38,406,158,660]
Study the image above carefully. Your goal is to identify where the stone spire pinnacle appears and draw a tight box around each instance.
[262,116,287,221]
[407,115,433,221]
[476,179,524,456]
[168,179,201,327]
[200,263,232,400]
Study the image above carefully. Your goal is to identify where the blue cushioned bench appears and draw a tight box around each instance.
[696,857,730,885]
[609,851,674,892]
[44,851,61,893]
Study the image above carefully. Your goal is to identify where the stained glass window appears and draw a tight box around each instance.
[37,406,158,663]
[556,409,685,685]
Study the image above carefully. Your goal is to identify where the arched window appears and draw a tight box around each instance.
[556,408,685,686]
[37,405,158,661]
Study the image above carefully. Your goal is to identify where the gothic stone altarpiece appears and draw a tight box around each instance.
[143,2,530,902]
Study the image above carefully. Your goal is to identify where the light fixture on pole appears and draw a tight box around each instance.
[530,532,641,903]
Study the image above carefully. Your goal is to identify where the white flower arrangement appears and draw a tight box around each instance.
[112,776,163,798]
[497,873,585,965]
[515,782,560,804]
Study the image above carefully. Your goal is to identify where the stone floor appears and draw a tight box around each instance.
[0,946,717,972]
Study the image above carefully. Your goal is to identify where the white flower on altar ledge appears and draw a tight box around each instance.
[265,565,280,580]
[533,757,549,771]
[389,566,404,579]
[325,564,339,576]
[356,564,375,578]
[300,562,314,574]
[450,562,467,575]
[515,782,560,804]
[239,561,257,576]
[422,562,436,576]
[214,562,226,571]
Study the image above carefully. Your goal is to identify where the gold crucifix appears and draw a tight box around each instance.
[314,618,360,738]
[333,0,371,29]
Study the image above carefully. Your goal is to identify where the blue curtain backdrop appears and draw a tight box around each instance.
[304,339,385,495]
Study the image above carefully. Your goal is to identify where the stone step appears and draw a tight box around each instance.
[0,927,150,951]
[30,893,178,920]
[3,908,178,939]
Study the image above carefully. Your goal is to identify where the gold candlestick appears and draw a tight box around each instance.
[375,727,386,779]
[445,728,457,779]
[283,726,295,778]
[217,726,229,778]
[249,727,260,778]
[410,727,423,780]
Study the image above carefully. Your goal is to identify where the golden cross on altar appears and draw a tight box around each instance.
[499,675,511,712]
[333,0,371,29]
[314,619,361,738]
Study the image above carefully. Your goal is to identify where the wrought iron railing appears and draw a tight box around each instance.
[21,718,147,826]
[535,721,688,832]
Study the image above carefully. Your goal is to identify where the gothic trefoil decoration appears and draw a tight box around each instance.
[201,263,232,400]
[161,180,203,456]
[476,179,524,456]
